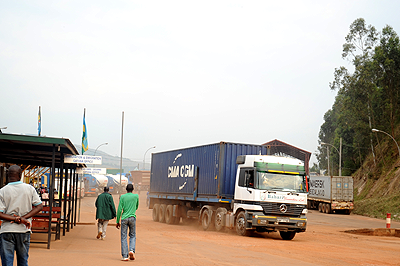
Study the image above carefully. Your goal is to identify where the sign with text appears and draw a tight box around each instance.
[76,168,107,175]
[64,155,102,165]
[85,168,106,175]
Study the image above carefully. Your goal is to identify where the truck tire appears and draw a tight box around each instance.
[159,204,166,223]
[321,203,326,213]
[235,211,251,236]
[280,231,296,240]
[152,204,159,222]
[214,207,227,231]
[165,205,174,224]
[201,209,214,231]
[318,203,323,212]
[325,204,331,214]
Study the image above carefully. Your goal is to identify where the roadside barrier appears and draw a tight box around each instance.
[386,213,391,228]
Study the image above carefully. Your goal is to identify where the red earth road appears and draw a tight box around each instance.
[28,193,400,266]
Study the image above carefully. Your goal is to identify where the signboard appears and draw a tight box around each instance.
[308,175,331,200]
[76,168,107,175]
[64,155,102,165]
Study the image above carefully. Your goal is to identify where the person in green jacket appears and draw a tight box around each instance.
[116,184,139,261]
[95,187,116,240]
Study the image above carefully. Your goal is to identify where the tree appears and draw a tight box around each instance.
[373,26,400,137]
[319,18,380,175]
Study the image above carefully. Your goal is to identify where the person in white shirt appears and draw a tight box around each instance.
[0,165,43,266]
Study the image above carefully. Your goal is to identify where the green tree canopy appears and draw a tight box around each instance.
[318,18,400,176]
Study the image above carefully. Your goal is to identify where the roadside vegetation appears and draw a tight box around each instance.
[314,18,400,221]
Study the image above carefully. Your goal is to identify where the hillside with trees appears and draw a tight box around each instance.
[315,18,400,220]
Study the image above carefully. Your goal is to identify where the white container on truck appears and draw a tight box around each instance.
[307,175,354,214]
[149,142,308,240]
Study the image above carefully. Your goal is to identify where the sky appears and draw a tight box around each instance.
[1,1,400,166]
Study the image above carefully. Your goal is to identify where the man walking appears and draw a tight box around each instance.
[0,165,43,266]
[95,187,116,240]
[116,184,139,261]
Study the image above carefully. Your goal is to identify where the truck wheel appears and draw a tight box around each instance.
[159,204,166,223]
[214,208,227,231]
[280,231,296,240]
[201,209,214,231]
[325,204,331,214]
[321,203,326,213]
[152,204,159,222]
[235,211,250,236]
[318,203,323,212]
[165,205,174,224]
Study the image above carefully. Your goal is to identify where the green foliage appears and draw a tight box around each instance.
[318,18,400,220]
[353,191,400,221]
[354,178,374,201]
[317,18,400,176]
[309,163,320,173]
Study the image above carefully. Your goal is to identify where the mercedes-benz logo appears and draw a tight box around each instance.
[279,204,288,213]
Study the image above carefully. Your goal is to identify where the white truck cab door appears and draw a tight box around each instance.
[234,167,256,202]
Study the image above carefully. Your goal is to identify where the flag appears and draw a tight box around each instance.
[82,109,88,154]
[38,106,41,136]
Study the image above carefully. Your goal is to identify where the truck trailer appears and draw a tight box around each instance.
[307,175,354,214]
[106,174,128,194]
[83,174,108,196]
[149,142,308,240]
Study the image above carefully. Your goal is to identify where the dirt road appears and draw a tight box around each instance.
[30,193,400,266]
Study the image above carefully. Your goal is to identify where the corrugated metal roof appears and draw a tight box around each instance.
[262,139,311,175]
[0,133,82,168]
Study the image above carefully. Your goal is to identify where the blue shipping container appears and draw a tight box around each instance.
[150,142,270,199]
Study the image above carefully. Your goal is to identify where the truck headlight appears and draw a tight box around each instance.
[302,209,308,214]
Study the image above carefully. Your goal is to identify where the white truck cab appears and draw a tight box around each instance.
[232,155,308,240]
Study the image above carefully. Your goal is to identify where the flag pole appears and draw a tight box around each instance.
[119,111,124,196]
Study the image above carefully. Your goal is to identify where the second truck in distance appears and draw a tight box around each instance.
[148,142,308,240]
[307,175,354,214]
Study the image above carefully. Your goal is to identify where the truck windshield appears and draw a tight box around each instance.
[255,171,307,193]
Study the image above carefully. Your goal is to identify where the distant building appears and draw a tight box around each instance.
[130,170,150,191]
[262,139,311,175]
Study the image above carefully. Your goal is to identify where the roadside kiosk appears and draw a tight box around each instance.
[0,133,85,249]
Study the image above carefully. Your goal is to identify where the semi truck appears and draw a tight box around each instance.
[42,173,85,198]
[307,175,354,214]
[106,174,128,194]
[129,170,151,191]
[83,174,108,196]
[149,142,308,240]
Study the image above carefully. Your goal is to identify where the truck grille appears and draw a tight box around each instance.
[260,202,304,216]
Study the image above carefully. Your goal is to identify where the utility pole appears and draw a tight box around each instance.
[339,138,342,176]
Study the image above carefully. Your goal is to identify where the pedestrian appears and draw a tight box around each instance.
[95,187,116,240]
[116,184,139,261]
[41,188,49,206]
[0,165,43,266]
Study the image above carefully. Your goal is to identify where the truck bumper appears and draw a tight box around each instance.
[250,212,307,232]
[332,202,354,210]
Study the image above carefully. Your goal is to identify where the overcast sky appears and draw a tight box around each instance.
[1,1,400,166]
